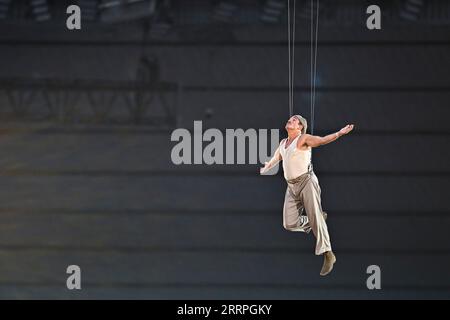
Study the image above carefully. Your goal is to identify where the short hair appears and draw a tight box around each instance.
[293,115,308,134]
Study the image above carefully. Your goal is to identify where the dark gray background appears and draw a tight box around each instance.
[0,0,449,299]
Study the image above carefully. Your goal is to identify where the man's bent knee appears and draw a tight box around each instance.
[284,223,296,231]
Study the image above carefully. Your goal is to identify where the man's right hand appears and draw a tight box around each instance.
[260,162,270,175]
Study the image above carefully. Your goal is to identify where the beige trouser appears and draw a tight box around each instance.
[283,171,332,255]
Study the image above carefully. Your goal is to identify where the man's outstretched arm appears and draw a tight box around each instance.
[260,144,283,175]
[302,124,355,148]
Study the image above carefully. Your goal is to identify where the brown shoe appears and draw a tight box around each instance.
[320,251,336,276]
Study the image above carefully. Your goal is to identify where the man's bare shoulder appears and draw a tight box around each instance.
[302,134,312,139]
[298,134,310,144]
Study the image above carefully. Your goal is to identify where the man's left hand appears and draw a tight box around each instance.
[339,124,355,136]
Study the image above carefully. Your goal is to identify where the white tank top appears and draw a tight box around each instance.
[279,134,311,180]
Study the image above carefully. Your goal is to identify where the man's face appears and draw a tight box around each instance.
[285,116,303,132]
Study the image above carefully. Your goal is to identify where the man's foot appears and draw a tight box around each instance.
[320,251,336,276]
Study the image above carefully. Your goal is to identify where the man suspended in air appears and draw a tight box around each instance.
[260,115,354,276]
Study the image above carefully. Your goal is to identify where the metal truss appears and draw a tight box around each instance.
[0,78,181,128]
